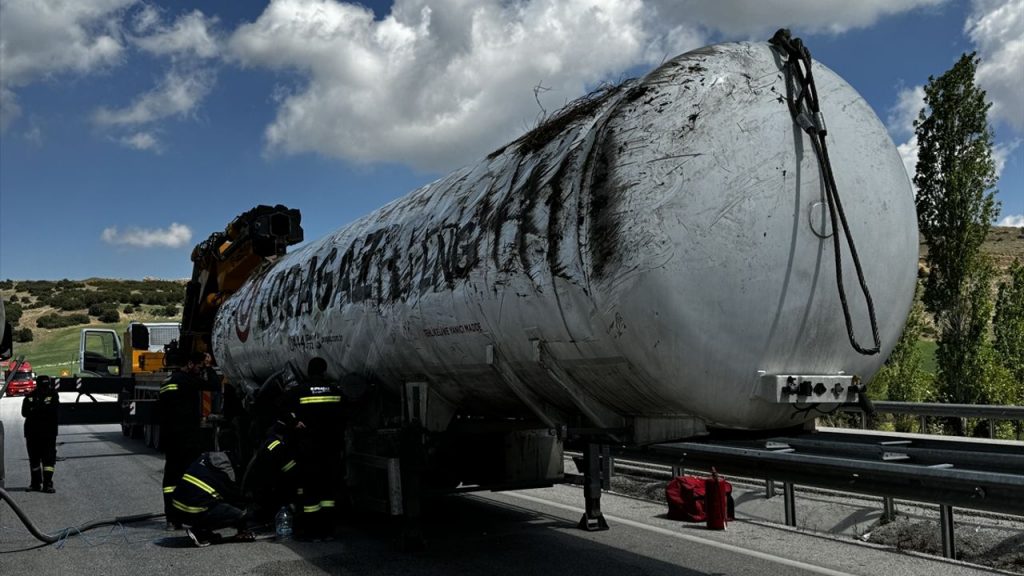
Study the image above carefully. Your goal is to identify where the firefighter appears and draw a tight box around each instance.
[171,451,254,547]
[22,375,59,493]
[160,351,220,530]
[285,357,345,540]
[241,411,302,526]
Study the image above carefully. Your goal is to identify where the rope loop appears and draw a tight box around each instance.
[769,29,881,356]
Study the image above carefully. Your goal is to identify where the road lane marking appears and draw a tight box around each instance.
[500,491,858,576]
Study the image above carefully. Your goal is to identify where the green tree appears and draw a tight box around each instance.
[994,259,1024,396]
[914,53,1000,432]
[871,286,933,431]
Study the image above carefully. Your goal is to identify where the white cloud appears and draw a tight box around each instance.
[0,0,135,131]
[646,0,948,38]
[229,0,952,172]
[132,10,220,60]
[119,131,162,152]
[997,214,1024,227]
[231,0,653,171]
[993,139,1020,179]
[0,87,21,132]
[93,67,215,126]
[966,0,1024,132]
[24,121,43,147]
[888,85,926,138]
[897,135,920,185]
[888,85,926,184]
[101,222,192,248]
[131,4,160,34]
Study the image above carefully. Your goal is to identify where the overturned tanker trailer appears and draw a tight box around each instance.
[203,34,917,524]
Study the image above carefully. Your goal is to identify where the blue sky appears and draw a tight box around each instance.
[1,0,1021,280]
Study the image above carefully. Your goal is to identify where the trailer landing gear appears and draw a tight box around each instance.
[577,443,609,531]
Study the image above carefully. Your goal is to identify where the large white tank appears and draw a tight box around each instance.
[212,41,918,436]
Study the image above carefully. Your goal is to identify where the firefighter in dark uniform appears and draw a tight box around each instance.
[160,351,220,529]
[171,451,253,547]
[285,357,344,540]
[241,411,302,526]
[22,375,59,493]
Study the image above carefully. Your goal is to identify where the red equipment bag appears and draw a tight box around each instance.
[665,475,735,522]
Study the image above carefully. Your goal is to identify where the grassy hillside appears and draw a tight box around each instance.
[2,279,182,376]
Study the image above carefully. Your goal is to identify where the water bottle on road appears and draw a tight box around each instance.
[275,506,293,541]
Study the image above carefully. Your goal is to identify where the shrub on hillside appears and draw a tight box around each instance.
[162,304,179,317]
[4,300,23,325]
[9,294,19,303]
[0,280,13,290]
[124,305,135,314]
[99,309,120,323]
[13,327,33,342]
[36,313,91,329]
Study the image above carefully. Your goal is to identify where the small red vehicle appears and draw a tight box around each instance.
[3,361,36,397]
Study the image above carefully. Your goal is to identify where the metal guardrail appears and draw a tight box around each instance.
[649,442,1024,516]
[839,401,1024,438]
[618,430,1024,560]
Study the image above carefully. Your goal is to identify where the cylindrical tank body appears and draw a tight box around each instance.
[213,41,918,432]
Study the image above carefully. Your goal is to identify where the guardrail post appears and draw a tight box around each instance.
[882,496,896,523]
[783,482,796,526]
[940,505,956,559]
[765,479,776,499]
[860,411,867,430]
[919,415,927,433]
[671,461,684,478]
[987,420,995,439]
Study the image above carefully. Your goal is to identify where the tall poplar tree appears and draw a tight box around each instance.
[914,53,999,423]
[994,259,1024,393]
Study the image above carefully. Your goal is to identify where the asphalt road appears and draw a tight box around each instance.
[0,395,1004,576]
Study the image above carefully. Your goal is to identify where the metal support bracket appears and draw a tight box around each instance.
[487,344,564,431]
[533,341,625,441]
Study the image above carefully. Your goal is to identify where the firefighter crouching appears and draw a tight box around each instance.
[285,357,345,541]
[22,375,59,493]
[242,411,302,526]
[160,351,221,530]
[172,451,254,547]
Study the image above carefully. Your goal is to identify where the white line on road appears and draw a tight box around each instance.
[501,491,859,576]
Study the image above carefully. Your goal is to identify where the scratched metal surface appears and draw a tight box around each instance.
[212,42,918,434]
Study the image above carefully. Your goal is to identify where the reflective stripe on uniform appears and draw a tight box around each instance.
[163,486,176,494]
[298,395,341,404]
[160,384,179,393]
[281,460,296,472]
[182,474,220,497]
[303,503,322,513]
[267,440,281,451]
[172,500,208,514]
[43,466,55,472]
[320,500,335,508]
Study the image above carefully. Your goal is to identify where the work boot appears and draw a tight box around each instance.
[186,528,211,548]
[29,468,41,491]
[42,467,55,493]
